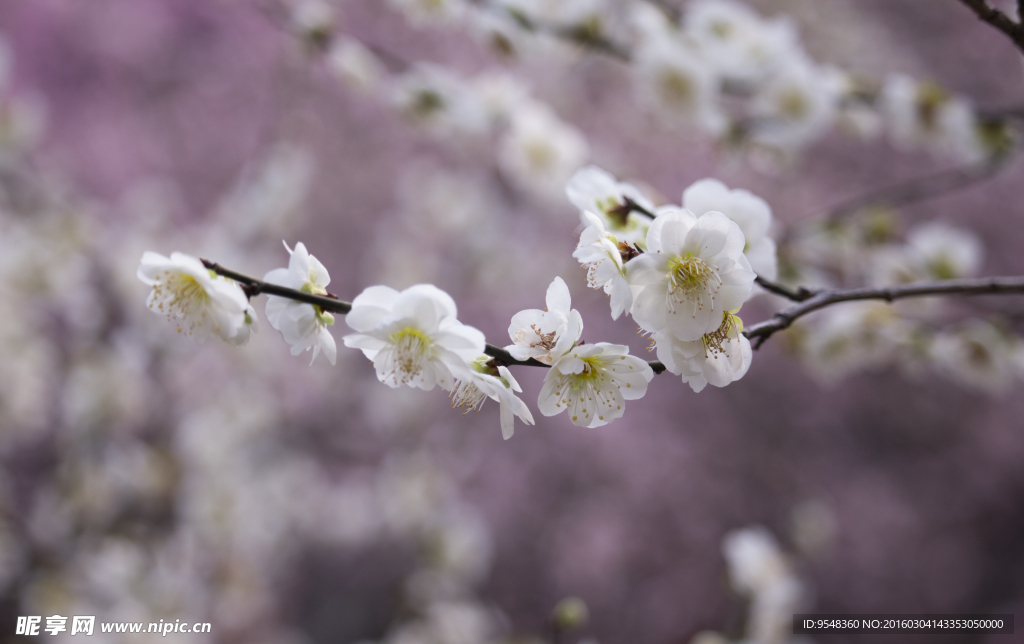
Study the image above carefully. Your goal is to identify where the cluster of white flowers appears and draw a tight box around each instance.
[288,5,593,203]
[0,58,519,639]
[629,0,1001,162]
[783,216,1024,392]
[568,165,769,392]
[343,282,534,438]
[369,0,1006,166]
[141,156,801,433]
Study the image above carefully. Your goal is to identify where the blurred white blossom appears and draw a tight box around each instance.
[137,251,254,345]
[498,100,589,201]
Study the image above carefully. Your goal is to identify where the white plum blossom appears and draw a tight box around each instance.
[538,343,654,427]
[506,276,583,364]
[723,526,806,644]
[801,301,916,382]
[263,241,338,365]
[449,355,535,439]
[684,0,801,85]
[880,75,986,163]
[343,284,485,390]
[907,221,983,280]
[388,0,466,26]
[682,178,777,281]
[290,0,335,42]
[471,72,530,124]
[932,320,1024,394]
[573,211,635,320]
[326,37,387,94]
[498,0,614,30]
[566,165,653,246]
[722,526,791,596]
[750,58,841,152]
[869,222,983,288]
[633,36,726,136]
[653,310,751,392]
[392,64,489,137]
[497,100,589,201]
[137,251,255,345]
[629,209,756,341]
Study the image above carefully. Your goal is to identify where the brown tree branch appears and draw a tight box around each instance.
[201,259,352,314]
[743,275,1024,348]
[956,0,1024,53]
[204,262,1024,367]
[204,260,667,372]
[754,276,817,302]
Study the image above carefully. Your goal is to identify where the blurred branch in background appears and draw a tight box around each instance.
[819,151,1015,224]
[745,275,1024,348]
[956,0,1024,52]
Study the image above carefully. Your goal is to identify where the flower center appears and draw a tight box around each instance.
[514,324,557,352]
[657,68,695,108]
[667,255,722,315]
[172,274,210,309]
[915,82,948,131]
[385,327,432,384]
[778,87,809,120]
[569,356,607,390]
[702,311,743,359]
[300,269,327,296]
[299,270,334,326]
[449,379,488,413]
[548,355,622,424]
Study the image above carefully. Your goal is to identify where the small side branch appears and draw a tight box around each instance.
[483,344,549,368]
[743,275,1024,348]
[754,276,817,302]
[956,0,1024,53]
[202,260,352,314]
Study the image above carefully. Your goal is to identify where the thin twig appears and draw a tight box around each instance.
[623,197,658,219]
[956,0,1024,53]
[743,275,1024,348]
[202,260,352,314]
[754,276,817,302]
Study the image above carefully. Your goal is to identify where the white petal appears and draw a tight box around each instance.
[351,285,400,310]
[545,276,572,317]
[682,178,730,216]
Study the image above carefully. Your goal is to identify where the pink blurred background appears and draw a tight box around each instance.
[1,1,1023,642]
